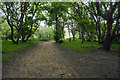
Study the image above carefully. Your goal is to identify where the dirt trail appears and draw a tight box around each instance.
[2,41,119,78]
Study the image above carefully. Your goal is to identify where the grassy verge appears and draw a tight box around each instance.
[2,38,41,53]
[0,54,10,62]
[60,39,120,52]
[2,55,10,61]
[1,38,41,61]
[111,43,120,52]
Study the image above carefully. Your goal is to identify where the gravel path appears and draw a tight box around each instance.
[2,41,119,78]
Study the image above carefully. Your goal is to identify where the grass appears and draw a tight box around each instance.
[1,38,41,61]
[111,43,120,52]
[2,38,41,53]
[2,55,10,61]
[60,39,101,52]
[60,38,120,52]
[0,54,9,61]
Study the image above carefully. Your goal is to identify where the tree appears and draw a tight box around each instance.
[82,2,120,50]
[0,2,40,43]
[82,2,102,43]
[47,2,68,43]
[95,2,120,50]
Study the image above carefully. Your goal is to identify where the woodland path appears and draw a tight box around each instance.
[2,41,119,78]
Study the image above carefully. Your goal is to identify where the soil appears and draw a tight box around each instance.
[2,41,119,78]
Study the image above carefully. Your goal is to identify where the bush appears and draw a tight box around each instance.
[58,40,63,43]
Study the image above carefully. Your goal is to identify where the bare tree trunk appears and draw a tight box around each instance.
[78,27,81,39]
[22,36,26,42]
[71,20,75,41]
[55,14,59,43]
[6,16,16,44]
[102,20,113,50]
[81,27,84,43]
[62,22,65,40]
[68,25,71,42]
[101,21,107,41]
[72,32,75,41]
[10,26,16,44]
[97,17,101,43]
[117,27,120,35]
[71,28,75,41]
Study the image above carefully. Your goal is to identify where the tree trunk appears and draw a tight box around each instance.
[10,26,16,44]
[102,20,113,50]
[86,32,92,40]
[81,27,84,43]
[6,16,16,44]
[97,18,101,43]
[72,32,75,41]
[96,17,101,43]
[101,21,106,41]
[117,27,120,36]
[78,27,81,39]
[24,31,32,42]
[55,14,59,43]
[68,26,71,42]
[71,20,75,41]
[16,30,21,44]
[71,28,75,41]
[62,22,65,40]
[22,36,26,42]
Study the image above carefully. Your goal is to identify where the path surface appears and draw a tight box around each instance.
[2,41,119,78]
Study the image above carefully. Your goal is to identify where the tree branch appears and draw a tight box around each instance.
[101,2,107,12]
[96,2,107,20]
[11,17,20,22]
[91,2,97,17]
[111,2,119,15]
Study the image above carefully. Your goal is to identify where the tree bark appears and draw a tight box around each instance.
[81,27,84,43]
[78,27,81,39]
[62,22,65,40]
[95,2,119,50]
[6,16,16,44]
[55,14,59,43]
[68,25,71,42]
[101,21,107,41]
[71,20,75,41]
[97,17,101,43]
[10,26,16,44]
[102,20,113,50]
[72,31,75,41]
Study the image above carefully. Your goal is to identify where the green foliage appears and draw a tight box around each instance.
[46,2,68,42]
[0,19,11,40]
[35,26,54,41]
[47,2,68,25]
[0,2,119,51]
[0,2,45,43]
